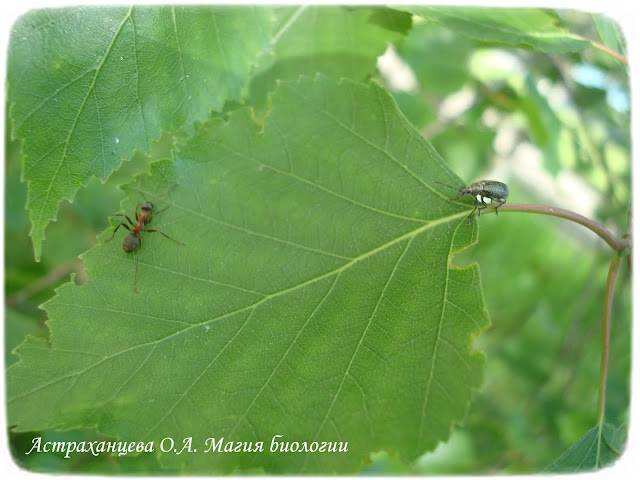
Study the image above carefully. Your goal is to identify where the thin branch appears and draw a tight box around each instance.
[488,203,629,252]
[597,253,622,422]
[477,201,630,429]
[624,209,632,273]
[5,260,82,307]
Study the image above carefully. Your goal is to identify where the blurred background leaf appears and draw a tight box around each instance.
[249,6,412,111]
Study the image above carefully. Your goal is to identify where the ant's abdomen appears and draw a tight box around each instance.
[122,233,139,253]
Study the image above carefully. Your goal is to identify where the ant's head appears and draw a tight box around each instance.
[141,202,153,212]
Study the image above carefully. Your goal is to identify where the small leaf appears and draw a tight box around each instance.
[592,14,627,59]
[8,76,489,473]
[407,7,590,53]
[521,75,564,175]
[547,423,625,472]
[8,6,271,260]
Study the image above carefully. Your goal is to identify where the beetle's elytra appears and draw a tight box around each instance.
[436,179,509,225]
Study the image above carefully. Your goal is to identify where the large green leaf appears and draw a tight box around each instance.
[8,6,271,260]
[8,76,489,473]
[407,7,590,53]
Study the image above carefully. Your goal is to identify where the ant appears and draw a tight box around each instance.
[108,179,184,293]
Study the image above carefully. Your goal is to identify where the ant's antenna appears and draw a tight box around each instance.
[149,183,178,204]
[132,177,178,204]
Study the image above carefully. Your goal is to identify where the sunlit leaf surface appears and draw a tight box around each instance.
[8,77,489,473]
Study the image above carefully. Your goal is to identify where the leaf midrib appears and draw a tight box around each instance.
[34,7,134,231]
[9,210,467,405]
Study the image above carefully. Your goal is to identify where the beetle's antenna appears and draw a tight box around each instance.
[435,181,461,191]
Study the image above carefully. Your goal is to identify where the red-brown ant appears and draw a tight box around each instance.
[108,179,184,293]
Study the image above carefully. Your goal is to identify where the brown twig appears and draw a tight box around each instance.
[5,260,82,307]
[478,202,630,426]
[597,254,621,422]
[493,203,628,252]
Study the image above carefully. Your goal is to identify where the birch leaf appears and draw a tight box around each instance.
[8,76,489,473]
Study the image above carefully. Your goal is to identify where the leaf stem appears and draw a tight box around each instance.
[494,203,629,252]
[488,201,629,426]
[588,38,628,65]
[597,253,621,422]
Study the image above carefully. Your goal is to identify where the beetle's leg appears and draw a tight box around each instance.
[494,199,507,216]
[107,222,132,241]
[466,201,479,225]
[146,228,186,245]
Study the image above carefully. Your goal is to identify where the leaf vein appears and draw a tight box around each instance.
[227,273,341,438]
[172,203,355,261]
[418,223,456,444]
[141,309,255,437]
[131,8,150,150]
[211,140,427,224]
[35,7,134,228]
[171,7,192,118]
[12,212,466,406]
[304,235,413,466]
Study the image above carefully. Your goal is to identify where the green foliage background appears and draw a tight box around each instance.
[5,6,630,474]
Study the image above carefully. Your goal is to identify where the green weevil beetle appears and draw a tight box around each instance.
[435,180,509,225]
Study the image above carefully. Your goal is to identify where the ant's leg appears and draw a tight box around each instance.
[146,228,185,245]
[153,206,170,216]
[133,235,142,294]
[110,213,135,226]
[146,206,170,225]
[107,222,131,241]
